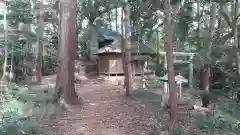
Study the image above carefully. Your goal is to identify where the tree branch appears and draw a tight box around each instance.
[219,4,233,28]
[235,13,240,21]
[91,4,119,21]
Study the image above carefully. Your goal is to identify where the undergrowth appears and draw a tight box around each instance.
[0,82,63,135]
[170,113,240,135]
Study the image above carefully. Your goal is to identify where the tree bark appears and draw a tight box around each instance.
[233,0,240,78]
[57,0,80,105]
[123,2,132,96]
[156,31,160,65]
[206,2,217,62]
[36,2,44,83]
[203,2,217,92]
[163,0,178,134]
[196,0,201,47]
[1,33,8,81]
[201,64,210,91]
[55,0,61,88]
[121,7,124,36]
[1,7,8,81]
[115,7,118,31]
[108,10,112,30]
[121,7,126,87]
[86,0,93,60]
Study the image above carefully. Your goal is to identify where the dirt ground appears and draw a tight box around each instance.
[43,74,169,135]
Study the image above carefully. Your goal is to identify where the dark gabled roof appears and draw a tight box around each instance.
[94,25,154,54]
[96,26,122,42]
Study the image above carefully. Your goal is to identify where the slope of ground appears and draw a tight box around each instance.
[43,75,169,135]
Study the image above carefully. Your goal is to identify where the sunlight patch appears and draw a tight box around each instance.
[89,103,97,106]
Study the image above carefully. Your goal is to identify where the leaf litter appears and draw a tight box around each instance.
[43,75,169,135]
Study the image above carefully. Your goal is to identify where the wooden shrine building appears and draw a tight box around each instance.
[93,27,154,76]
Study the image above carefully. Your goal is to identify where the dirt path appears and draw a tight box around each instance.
[44,76,168,135]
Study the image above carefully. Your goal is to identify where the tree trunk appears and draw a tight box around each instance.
[86,0,93,60]
[9,45,14,82]
[196,0,201,46]
[163,0,178,134]
[55,0,61,88]
[57,0,80,105]
[197,0,207,90]
[123,2,132,96]
[108,10,112,30]
[115,7,118,31]
[1,8,8,81]
[36,3,44,83]
[1,36,8,81]
[234,0,240,78]
[207,2,217,61]
[201,64,210,91]
[156,31,160,65]
[203,2,217,92]
[121,7,125,87]
[121,7,124,36]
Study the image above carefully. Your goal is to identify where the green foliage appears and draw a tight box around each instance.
[194,114,240,134]
[172,127,201,135]
[132,88,163,107]
[6,0,33,25]
[155,63,167,77]
[42,56,58,75]
[171,115,239,135]
[0,83,63,135]
[231,121,240,133]
[173,0,193,51]
[196,116,225,131]
[45,24,58,50]
[0,110,45,135]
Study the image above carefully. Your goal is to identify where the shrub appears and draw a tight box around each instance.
[0,82,63,135]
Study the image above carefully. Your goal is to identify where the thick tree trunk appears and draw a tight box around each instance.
[163,0,178,134]
[123,2,132,96]
[57,0,80,105]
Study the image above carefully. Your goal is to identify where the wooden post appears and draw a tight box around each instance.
[189,55,194,88]
[178,82,182,98]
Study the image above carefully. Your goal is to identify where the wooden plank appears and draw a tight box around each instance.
[173,60,190,64]
[159,52,195,56]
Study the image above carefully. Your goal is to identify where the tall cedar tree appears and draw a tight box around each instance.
[123,2,132,96]
[56,0,80,105]
[163,0,178,134]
